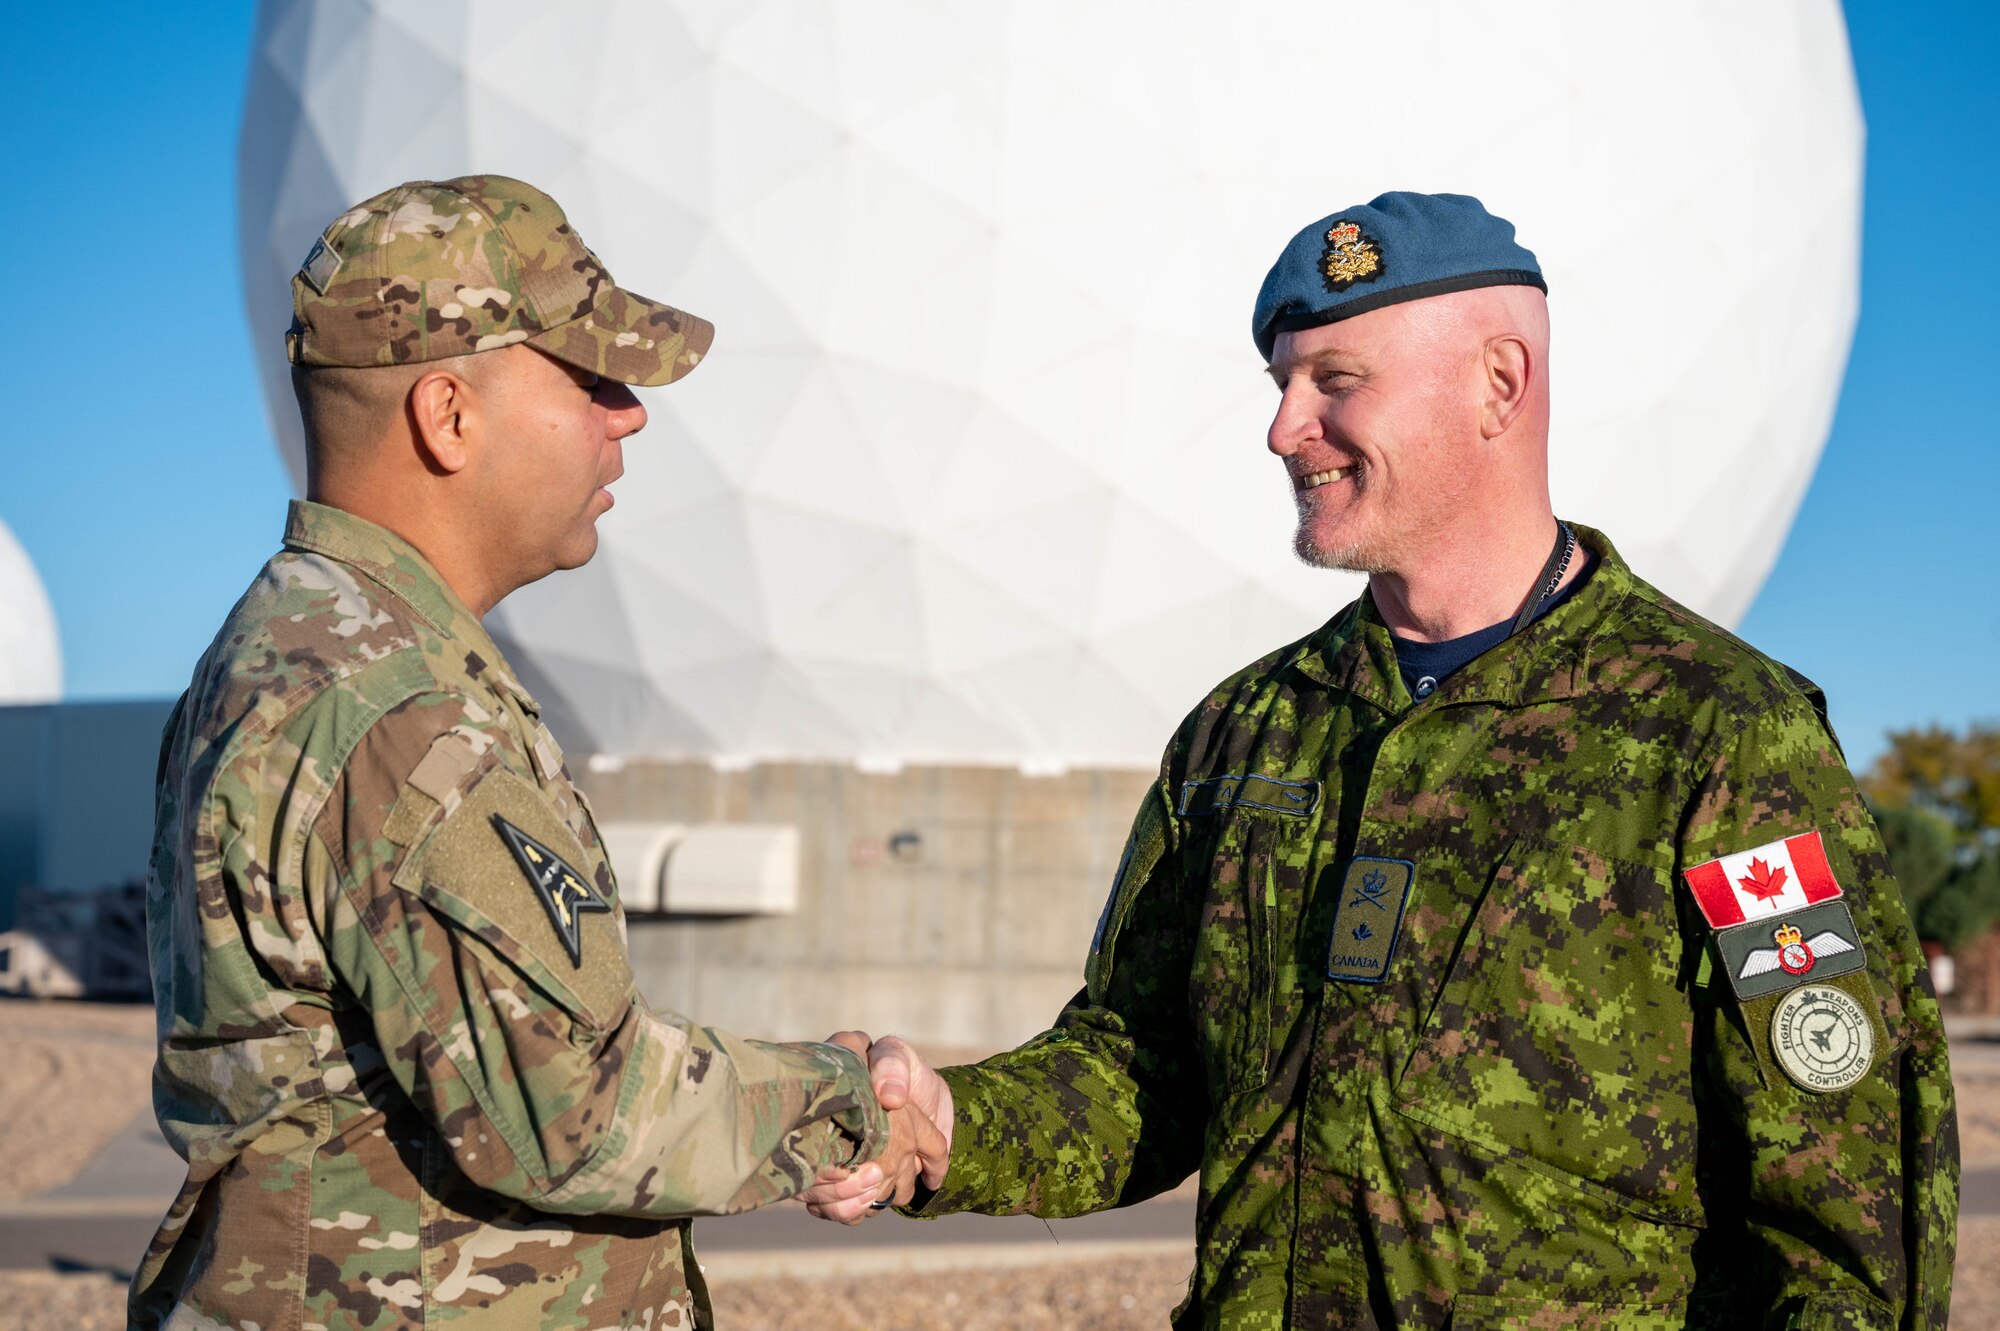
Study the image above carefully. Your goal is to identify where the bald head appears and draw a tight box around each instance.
[1454,284,1549,390]
[1356,284,1551,439]
[291,354,493,488]
[1431,283,1550,363]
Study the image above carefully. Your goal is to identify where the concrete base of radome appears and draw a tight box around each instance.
[578,757,1156,1051]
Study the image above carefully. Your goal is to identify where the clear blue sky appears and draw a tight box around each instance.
[1,3,1993,771]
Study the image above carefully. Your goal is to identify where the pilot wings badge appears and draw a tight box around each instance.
[1739,922,1852,980]
[1714,899,1866,1001]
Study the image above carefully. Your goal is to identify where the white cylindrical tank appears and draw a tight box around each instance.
[0,521,60,704]
[239,1,1862,767]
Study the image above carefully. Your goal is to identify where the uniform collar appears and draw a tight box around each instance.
[1295,522,1635,712]
[281,500,537,712]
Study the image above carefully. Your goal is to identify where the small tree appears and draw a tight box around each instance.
[1872,802,2000,948]
[1864,724,2000,842]
[1864,724,2000,949]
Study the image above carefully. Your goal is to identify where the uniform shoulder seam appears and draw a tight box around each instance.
[1171,621,1327,743]
[1166,610,1353,785]
[196,653,447,883]
[1614,576,1809,705]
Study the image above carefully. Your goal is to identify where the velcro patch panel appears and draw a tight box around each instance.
[1178,773,1321,818]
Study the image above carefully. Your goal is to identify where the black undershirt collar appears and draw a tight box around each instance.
[1391,551,1599,701]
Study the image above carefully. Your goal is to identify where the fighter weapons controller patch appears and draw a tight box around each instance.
[495,815,608,966]
[1770,985,1874,1093]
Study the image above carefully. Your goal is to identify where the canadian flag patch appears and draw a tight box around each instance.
[1684,830,1844,928]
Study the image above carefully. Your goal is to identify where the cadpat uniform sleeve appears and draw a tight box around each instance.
[1681,695,1957,1330]
[311,693,888,1218]
[918,776,1206,1216]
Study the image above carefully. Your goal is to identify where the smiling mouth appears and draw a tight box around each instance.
[1294,465,1355,492]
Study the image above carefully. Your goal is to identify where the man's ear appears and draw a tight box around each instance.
[1479,334,1535,440]
[408,368,477,475]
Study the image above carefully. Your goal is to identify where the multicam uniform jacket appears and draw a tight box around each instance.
[133,501,887,1331]
[917,527,1956,1331]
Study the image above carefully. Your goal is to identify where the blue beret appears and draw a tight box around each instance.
[1251,192,1545,362]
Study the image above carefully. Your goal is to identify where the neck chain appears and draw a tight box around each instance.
[1509,520,1576,637]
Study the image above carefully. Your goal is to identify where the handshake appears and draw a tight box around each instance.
[803,1030,955,1224]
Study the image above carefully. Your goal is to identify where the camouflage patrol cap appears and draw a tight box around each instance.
[286,175,713,386]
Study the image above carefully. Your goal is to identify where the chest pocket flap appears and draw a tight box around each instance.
[1179,773,1321,818]
[394,765,634,1028]
[1178,773,1322,1094]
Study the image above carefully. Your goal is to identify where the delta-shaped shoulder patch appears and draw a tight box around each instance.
[495,815,609,966]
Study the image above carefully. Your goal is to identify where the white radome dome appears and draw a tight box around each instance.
[240,0,1862,767]
[0,520,60,704]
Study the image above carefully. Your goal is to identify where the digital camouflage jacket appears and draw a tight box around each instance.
[917,527,1956,1331]
[133,502,887,1331]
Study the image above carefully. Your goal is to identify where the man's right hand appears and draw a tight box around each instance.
[802,1031,954,1224]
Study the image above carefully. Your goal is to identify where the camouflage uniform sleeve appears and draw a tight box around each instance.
[1682,694,1957,1331]
[914,775,1206,1217]
[310,690,889,1218]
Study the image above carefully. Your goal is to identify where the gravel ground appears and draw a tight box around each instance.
[0,999,153,1201]
[4,1231,1996,1330]
[1949,1217,2000,1327]
[0,1272,130,1331]
[0,1257,1191,1331]
[708,1253,1192,1330]
[1957,1068,2000,1170]
[2,1000,1996,1327]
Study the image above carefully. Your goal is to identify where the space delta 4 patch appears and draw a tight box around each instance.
[495,814,609,966]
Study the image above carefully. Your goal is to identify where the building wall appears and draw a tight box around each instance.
[0,700,174,930]
[578,758,1156,1051]
[0,704,1159,1045]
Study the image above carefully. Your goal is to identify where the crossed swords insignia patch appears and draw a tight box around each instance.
[1326,856,1415,984]
[495,815,608,966]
